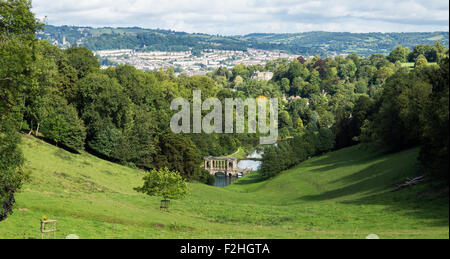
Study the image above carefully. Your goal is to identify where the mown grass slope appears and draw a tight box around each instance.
[0,135,448,239]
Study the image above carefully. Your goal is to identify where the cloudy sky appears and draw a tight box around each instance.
[31,0,449,35]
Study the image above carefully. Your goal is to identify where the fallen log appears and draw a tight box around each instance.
[392,176,425,192]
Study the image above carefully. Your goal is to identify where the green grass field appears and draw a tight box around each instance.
[402,62,439,70]
[0,135,448,239]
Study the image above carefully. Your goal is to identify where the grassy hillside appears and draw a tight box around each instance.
[37,26,449,56]
[0,135,448,239]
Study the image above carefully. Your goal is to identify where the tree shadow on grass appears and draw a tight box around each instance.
[301,155,420,199]
[298,148,449,227]
[301,147,422,201]
[305,146,387,174]
[344,185,449,228]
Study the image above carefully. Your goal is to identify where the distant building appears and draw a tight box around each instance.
[251,71,274,81]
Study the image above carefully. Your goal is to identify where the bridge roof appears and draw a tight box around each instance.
[204,157,238,161]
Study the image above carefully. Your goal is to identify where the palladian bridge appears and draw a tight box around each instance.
[204,157,251,177]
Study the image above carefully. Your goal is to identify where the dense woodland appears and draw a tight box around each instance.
[1,0,449,221]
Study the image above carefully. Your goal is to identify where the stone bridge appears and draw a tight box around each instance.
[204,157,251,177]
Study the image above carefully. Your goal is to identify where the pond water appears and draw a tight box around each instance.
[213,149,263,187]
[214,174,239,187]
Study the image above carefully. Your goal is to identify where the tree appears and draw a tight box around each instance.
[0,120,27,221]
[355,79,369,94]
[88,123,122,158]
[135,168,188,209]
[280,78,290,94]
[338,60,357,81]
[287,59,309,82]
[40,95,86,152]
[363,70,433,151]
[387,45,410,63]
[279,110,292,129]
[75,72,132,139]
[23,40,77,136]
[233,75,244,88]
[415,54,428,69]
[434,41,448,63]
[419,56,449,181]
[408,44,438,63]
[113,107,157,169]
[65,47,100,79]
[375,65,395,85]
[316,128,335,153]
[260,142,294,179]
[295,117,304,131]
[232,64,250,80]
[154,131,202,180]
[0,0,41,221]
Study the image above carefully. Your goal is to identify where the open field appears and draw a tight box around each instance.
[401,62,439,70]
[0,135,448,239]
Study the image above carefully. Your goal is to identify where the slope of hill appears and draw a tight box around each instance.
[0,135,448,239]
[241,31,450,56]
[37,25,449,56]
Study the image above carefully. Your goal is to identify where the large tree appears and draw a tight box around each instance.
[65,46,100,79]
[419,56,449,181]
[135,168,188,210]
[0,0,41,221]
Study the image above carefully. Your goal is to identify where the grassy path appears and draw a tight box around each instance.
[221,147,247,159]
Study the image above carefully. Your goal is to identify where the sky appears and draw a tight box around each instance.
[31,0,449,35]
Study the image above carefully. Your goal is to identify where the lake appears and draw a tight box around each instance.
[213,150,262,187]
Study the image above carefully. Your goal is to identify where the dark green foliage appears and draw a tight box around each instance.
[190,134,238,157]
[408,44,437,63]
[0,0,40,40]
[113,107,157,169]
[357,55,448,182]
[316,128,335,153]
[362,70,433,151]
[334,95,375,149]
[260,128,333,179]
[193,169,216,186]
[87,124,122,158]
[40,96,86,152]
[75,72,132,137]
[154,132,202,180]
[260,142,294,179]
[0,120,26,221]
[419,56,449,181]
[65,46,100,79]
[387,46,410,63]
[0,0,40,221]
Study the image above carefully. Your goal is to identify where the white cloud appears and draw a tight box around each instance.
[31,0,449,35]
